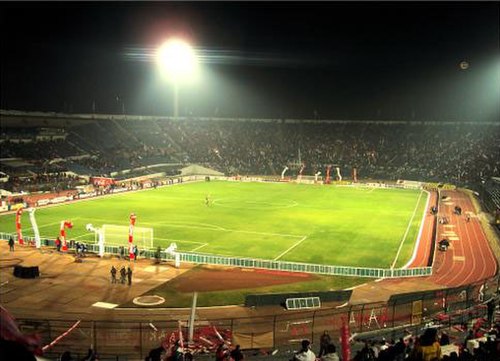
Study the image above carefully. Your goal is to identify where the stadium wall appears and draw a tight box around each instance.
[15,275,500,360]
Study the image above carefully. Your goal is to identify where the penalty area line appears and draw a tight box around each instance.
[154,236,206,245]
[191,243,208,252]
[36,217,81,230]
[273,236,308,261]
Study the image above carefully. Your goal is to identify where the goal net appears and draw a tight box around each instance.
[102,224,154,250]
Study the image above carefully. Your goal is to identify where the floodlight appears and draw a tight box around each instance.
[157,39,199,82]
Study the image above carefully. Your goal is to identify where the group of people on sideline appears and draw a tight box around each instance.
[110,265,133,285]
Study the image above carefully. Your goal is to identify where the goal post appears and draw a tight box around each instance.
[102,224,154,250]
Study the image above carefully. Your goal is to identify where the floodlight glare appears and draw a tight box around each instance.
[157,39,199,82]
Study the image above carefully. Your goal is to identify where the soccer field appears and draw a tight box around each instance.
[0,181,428,268]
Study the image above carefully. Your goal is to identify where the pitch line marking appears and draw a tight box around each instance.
[150,221,304,239]
[80,217,303,239]
[273,236,308,261]
[73,232,94,240]
[391,190,424,269]
[191,243,208,252]
[35,217,81,230]
[154,236,205,245]
[403,190,431,269]
[155,221,226,231]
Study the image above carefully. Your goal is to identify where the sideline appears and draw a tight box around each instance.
[402,190,432,268]
[390,190,425,269]
[273,236,308,261]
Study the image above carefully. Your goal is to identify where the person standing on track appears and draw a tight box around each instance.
[133,245,139,261]
[120,266,126,284]
[127,266,133,286]
[110,266,117,284]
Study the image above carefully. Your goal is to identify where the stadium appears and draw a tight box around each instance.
[1,2,500,361]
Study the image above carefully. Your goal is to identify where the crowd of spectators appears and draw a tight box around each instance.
[1,119,499,191]
[351,321,500,361]
[2,171,84,193]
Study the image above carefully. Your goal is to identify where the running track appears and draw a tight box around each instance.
[351,189,498,304]
[409,189,497,287]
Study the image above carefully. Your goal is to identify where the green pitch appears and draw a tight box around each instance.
[0,181,428,268]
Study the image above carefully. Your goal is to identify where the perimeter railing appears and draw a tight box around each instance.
[0,232,432,278]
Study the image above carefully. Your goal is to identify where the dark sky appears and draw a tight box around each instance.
[1,1,499,121]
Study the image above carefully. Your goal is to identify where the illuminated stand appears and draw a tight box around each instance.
[166,242,180,268]
[281,166,289,180]
[27,208,41,249]
[86,224,105,257]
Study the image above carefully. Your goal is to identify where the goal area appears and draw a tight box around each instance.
[102,224,154,249]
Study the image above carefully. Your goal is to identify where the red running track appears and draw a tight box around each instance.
[406,191,438,268]
[410,190,497,287]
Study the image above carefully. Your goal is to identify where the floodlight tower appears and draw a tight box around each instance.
[157,39,199,119]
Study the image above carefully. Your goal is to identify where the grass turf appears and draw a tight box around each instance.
[0,181,427,269]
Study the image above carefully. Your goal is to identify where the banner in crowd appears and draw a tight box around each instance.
[90,177,115,187]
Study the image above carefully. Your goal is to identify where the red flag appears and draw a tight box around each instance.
[341,319,351,361]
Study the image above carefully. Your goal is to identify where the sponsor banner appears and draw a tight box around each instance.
[90,177,115,187]
[76,185,95,193]
[36,196,73,207]
[51,196,72,204]
[397,180,423,189]
[294,179,316,185]
[334,180,352,186]
[36,199,50,206]
[112,188,128,193]
[366,182,387,188]
[240,177,263,182]
[78,192,97,199]
[423,182,456,191]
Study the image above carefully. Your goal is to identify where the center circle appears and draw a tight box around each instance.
[133,295,165,306]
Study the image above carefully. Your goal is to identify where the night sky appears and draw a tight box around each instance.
[1,1,499,121]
